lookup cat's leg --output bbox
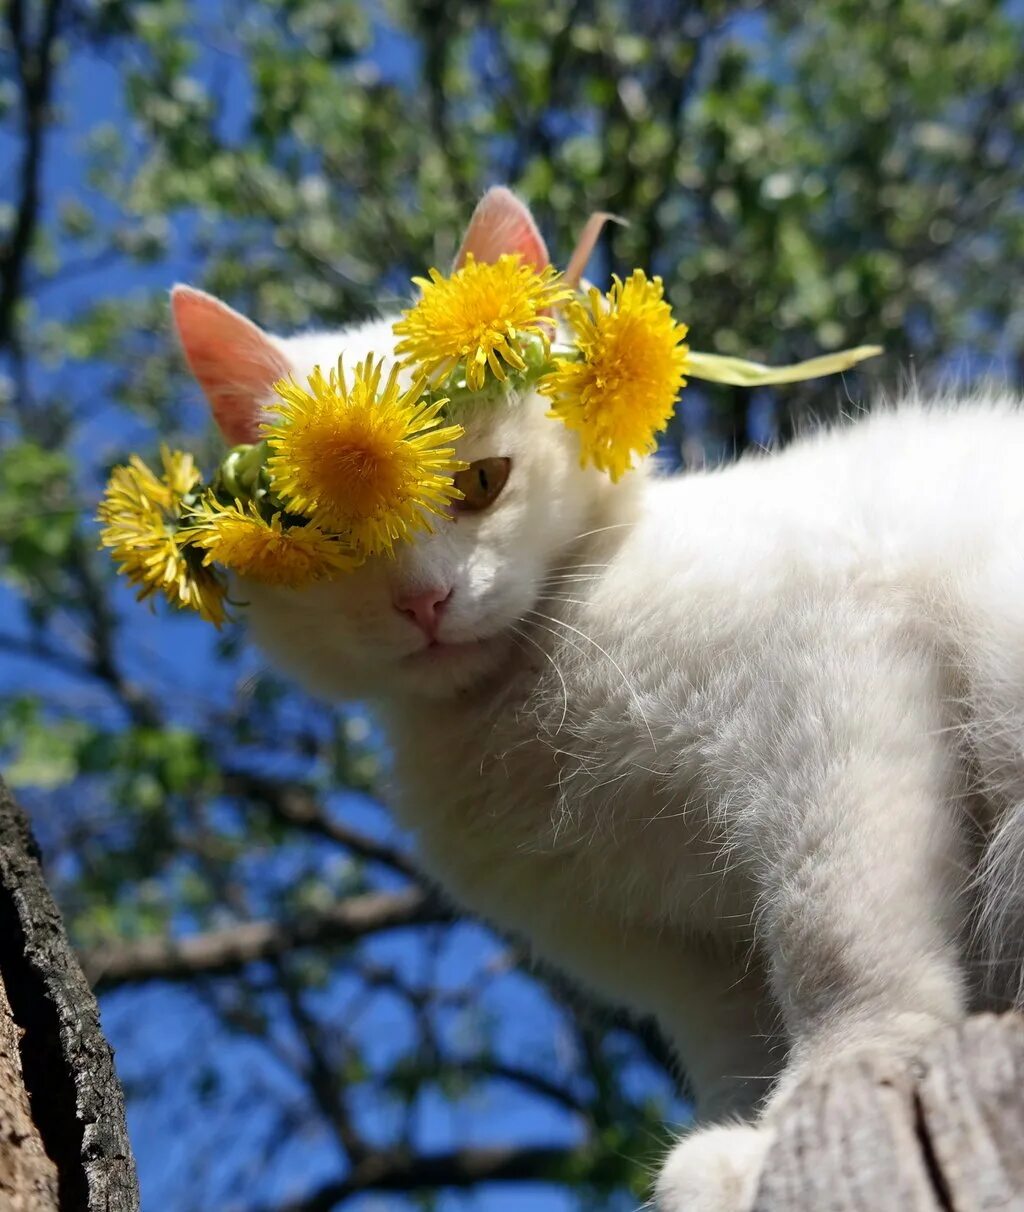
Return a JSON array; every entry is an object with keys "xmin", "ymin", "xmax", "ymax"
[
  {"xmin": 754, "ymin": 668, "xmax": 969, "ymax": 1103},
  {"xmin": 657, "ymin": 634, "xmax": 969, "ymax": 1212},
  {"xmin": 654, "ymin": 943, "xmax": 781, "ymax": 1124},
  {"xmin": 657, "ymin": 775, "xmax": 966, "ymax": 1210},
  {"xmin": 524, "ymin": 916, "xmax": 781, "ymax": 1202},
  {"xmin": 654, "ymin": 951, "xmax": 781, "ymax": 1212},
  {"xmin": 536, "ymin": 918, "xmax": 781, "ymax": 1119}
]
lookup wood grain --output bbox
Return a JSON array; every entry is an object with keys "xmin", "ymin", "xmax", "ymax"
[
  {"xmin": 0, "ymin": 978, "xmax": 59, "ymax": 1211},
  {"xmin": 755, "ymin": 1015, "xmax": 1024, "ymax": 1212}
]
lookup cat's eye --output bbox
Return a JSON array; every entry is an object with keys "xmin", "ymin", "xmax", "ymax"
[{"xmin": 452, "ymin": 457, "xmax": 511, "ymax": 513}]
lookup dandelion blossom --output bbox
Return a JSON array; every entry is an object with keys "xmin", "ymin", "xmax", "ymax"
[
  {"xmin": 98, "ymin": 448, "xmax": 227, "ymax": 625},
  {"xmin": 393, "ymin": 254, "xmax": 573, "ymax": 391},
  {"xmin": 186, "ymin": 498, "xmax": 361, "ymax": 587},
  {"xmin": 264, "ymin": 356, "xmax": 465, "ymax": 556},
  {"xmin": 540, "ymin": 270, "xmax": 689, "ymax": 481}
]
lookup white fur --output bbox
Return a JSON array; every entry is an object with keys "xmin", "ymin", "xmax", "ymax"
[
  {"xmin": 656, "ymin": 1124, "xmax": 771, "ymax": 1212},
  {"xmin": 226, "ymin": 318, "xmax": 1024, "ymax": 1211}
]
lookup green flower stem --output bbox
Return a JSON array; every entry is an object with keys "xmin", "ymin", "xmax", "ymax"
[{"xmin": 686, "ymin": 345, "xmax": 882, "ymax": 387}]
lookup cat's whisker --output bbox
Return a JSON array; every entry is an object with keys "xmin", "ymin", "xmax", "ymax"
[
  {"xmin": 538, "ymin": 571, "xmax": 605, "ymax": 584},
  {"xmin": 544, "ymin": 561, "xmax": 613, "ymax": 572},
  {"xmin": 536, "ymin": 582, "xmax": 601, "ymax": 598},
  {"xmin": 567, "ymin": 521, "xmax": 636, "ymax": 543},
  {"xmin": 523, "ymin": 608, "xmax": 658, "ymax": 751},
  {"xmin": 509, "ymin": 623, "xmax": 570, "ymax": 734},
  {"xmin": 539, "ymin": 574, "xmax": 602, "ymax": 584},
  {"xmin": 537, "ymin": 572, "xmax": 603, "ymax": 586},
  {"xmin": 536, "ymin": 596, "xmax": 590, "ymax": 608}
]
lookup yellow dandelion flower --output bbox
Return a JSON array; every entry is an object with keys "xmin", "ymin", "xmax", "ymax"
[
  {"xmin": 540, "ymin": 270, "xmax": 689, "ymax": 481},
  {"xmin": 264, "ymin": 356, "xmax": 466, "ymax": 556},
  {"xmin": 162, "ymin": 448, "xmax": 201, "ymax": 498},
  {"xmin": 393, "ymin": 254, "xmax": 573, "ymax": 391},
  {"xmin": 185, "ymin": 498, "xmax": 362, "ymax": 587},
  {"xmin": 98, "ymin": 448, "xmax": 228, "ymax": 626},
  {"xmin": 179, "ymin": 560, "xmax": 229, "ymax": 626},
  {"xmin": 100, "ymin": 447, "xmax": 198, "ymax": 516}
]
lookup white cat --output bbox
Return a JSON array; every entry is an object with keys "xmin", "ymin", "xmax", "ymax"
[{"xmin": 172, "ymin": 187, "xmax": 1024, "ymax": 1211}]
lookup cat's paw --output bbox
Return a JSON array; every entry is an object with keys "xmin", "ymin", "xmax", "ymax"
[{"xmin": 654, "ymin": 1123, "xmax": 771, "ymax": 1212}]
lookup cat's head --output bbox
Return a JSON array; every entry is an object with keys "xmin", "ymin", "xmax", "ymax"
[{"xmin": 172, "ymin": 189, "xmax": 639, "ymax": 701}]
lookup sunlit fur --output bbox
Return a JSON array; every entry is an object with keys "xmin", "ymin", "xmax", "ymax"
[{"xmin": 205, "ymin": 313, "xmax": 1024, "ymax": 1211}]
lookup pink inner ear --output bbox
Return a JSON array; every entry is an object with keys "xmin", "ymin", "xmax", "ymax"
[
  {"xmin": 171, "ymin": 286, "xmax": 290, "ymax": 446},
  {"xmin": 454, "ymin": 187, "xmax": 549, "ymax": 271}
]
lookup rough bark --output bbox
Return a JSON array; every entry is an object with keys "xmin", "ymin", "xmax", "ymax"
[
  {"xmin": 755, "ymin": 1014, "xmax": 1024, "ymax": 1211},
  {"xmin": 0, "ymin": 777, "xmax": 138, "ymax": 1211}
]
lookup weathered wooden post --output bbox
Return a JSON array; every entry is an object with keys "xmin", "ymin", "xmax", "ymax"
[
  {"xmin": 754, "ymin": 1015, "xmax": 1024, "ymax": 1211},
  {"xmin": 0, "ymin": 778, "xmax": 138, "ymax": 1210}
]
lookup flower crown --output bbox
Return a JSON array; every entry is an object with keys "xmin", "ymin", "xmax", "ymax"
[{"xmin": 99, "ymin": 250, "xmax": 880, "ymax": 626}]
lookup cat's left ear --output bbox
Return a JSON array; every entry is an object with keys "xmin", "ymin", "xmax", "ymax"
[
  {"xmin": 454, "ymin": 187, "xmax": 549, "ymax": 271},
  {"xmin": 171, "ymin": 285, "xmax": 290, "ymax": 446}
]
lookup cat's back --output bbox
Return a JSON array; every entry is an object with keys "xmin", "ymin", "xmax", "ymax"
[
  {"xmin": 525, "ymin": 393, "xmax": 1024, "ymax": 835},
  {"xmin": 626, "ymin": 395, "xmax": 1024, "ymax": 611}
]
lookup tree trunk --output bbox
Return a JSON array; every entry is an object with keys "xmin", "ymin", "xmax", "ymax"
[
  {"xmin": 755, "ymin": 1014, "xmax": 1024, "ymax": 1210},
  {"xmin": 0, "ymin": 778, "xmax": 138, "ymax": 1210}
]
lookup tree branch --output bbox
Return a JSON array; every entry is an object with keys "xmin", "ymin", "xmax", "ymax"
[
  {"xmin": 221, "ymin": 769, "xmax": 420, "ymax": 879},
  {"xmin": 0, "ymin": 0, "xmax": 64, "ymax": 350},
  {"xmin": 273, "ymin": 957, "xmax": 369, "ymax": 1164},
  {"xmin": 0, "ymin": 630, "xmax": 95, "ymax": 680},
  {"xmin": 66, "ymin": 533, "xmax": 162, "ymax": 728},
  {"xmin": 434, "ymin": 1059, "xmax": 587, "ymax": 1115},
  {"xmin": 259, "ymin": 1143, "xmax": 597, "ymax": 1212},
  {"xmin": 81, "ymin": 887, "xmax": 450, "ymax": 991}
]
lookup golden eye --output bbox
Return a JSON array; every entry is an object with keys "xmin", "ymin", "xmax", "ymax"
[{"xmin": 452, "ymin": 457, "xmax": 511, "ymax": 513}]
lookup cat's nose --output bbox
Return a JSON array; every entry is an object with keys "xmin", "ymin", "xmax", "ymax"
[{"xmin": 393, "ymin": 586, "xmax": 452, "ymax": 641}]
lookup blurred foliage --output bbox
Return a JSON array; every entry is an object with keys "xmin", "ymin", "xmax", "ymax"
[{"xmin": 0, "ymin": 0, "xmax": 1022, "ymax": 1208}]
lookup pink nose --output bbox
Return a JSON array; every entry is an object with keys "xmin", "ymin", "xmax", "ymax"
[{"xmin": 394, "ymin": 586, "xmax": 452, "ymax": 641}]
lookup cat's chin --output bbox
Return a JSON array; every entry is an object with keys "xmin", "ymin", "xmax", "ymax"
[{"xmin": 396, "ymin": 632, "xmax": 515, "ymax": 698}]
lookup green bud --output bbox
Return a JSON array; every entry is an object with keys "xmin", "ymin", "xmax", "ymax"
[{"xmin": 214, "ymin": 441, "xmax": 271, "ymax": 502}]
